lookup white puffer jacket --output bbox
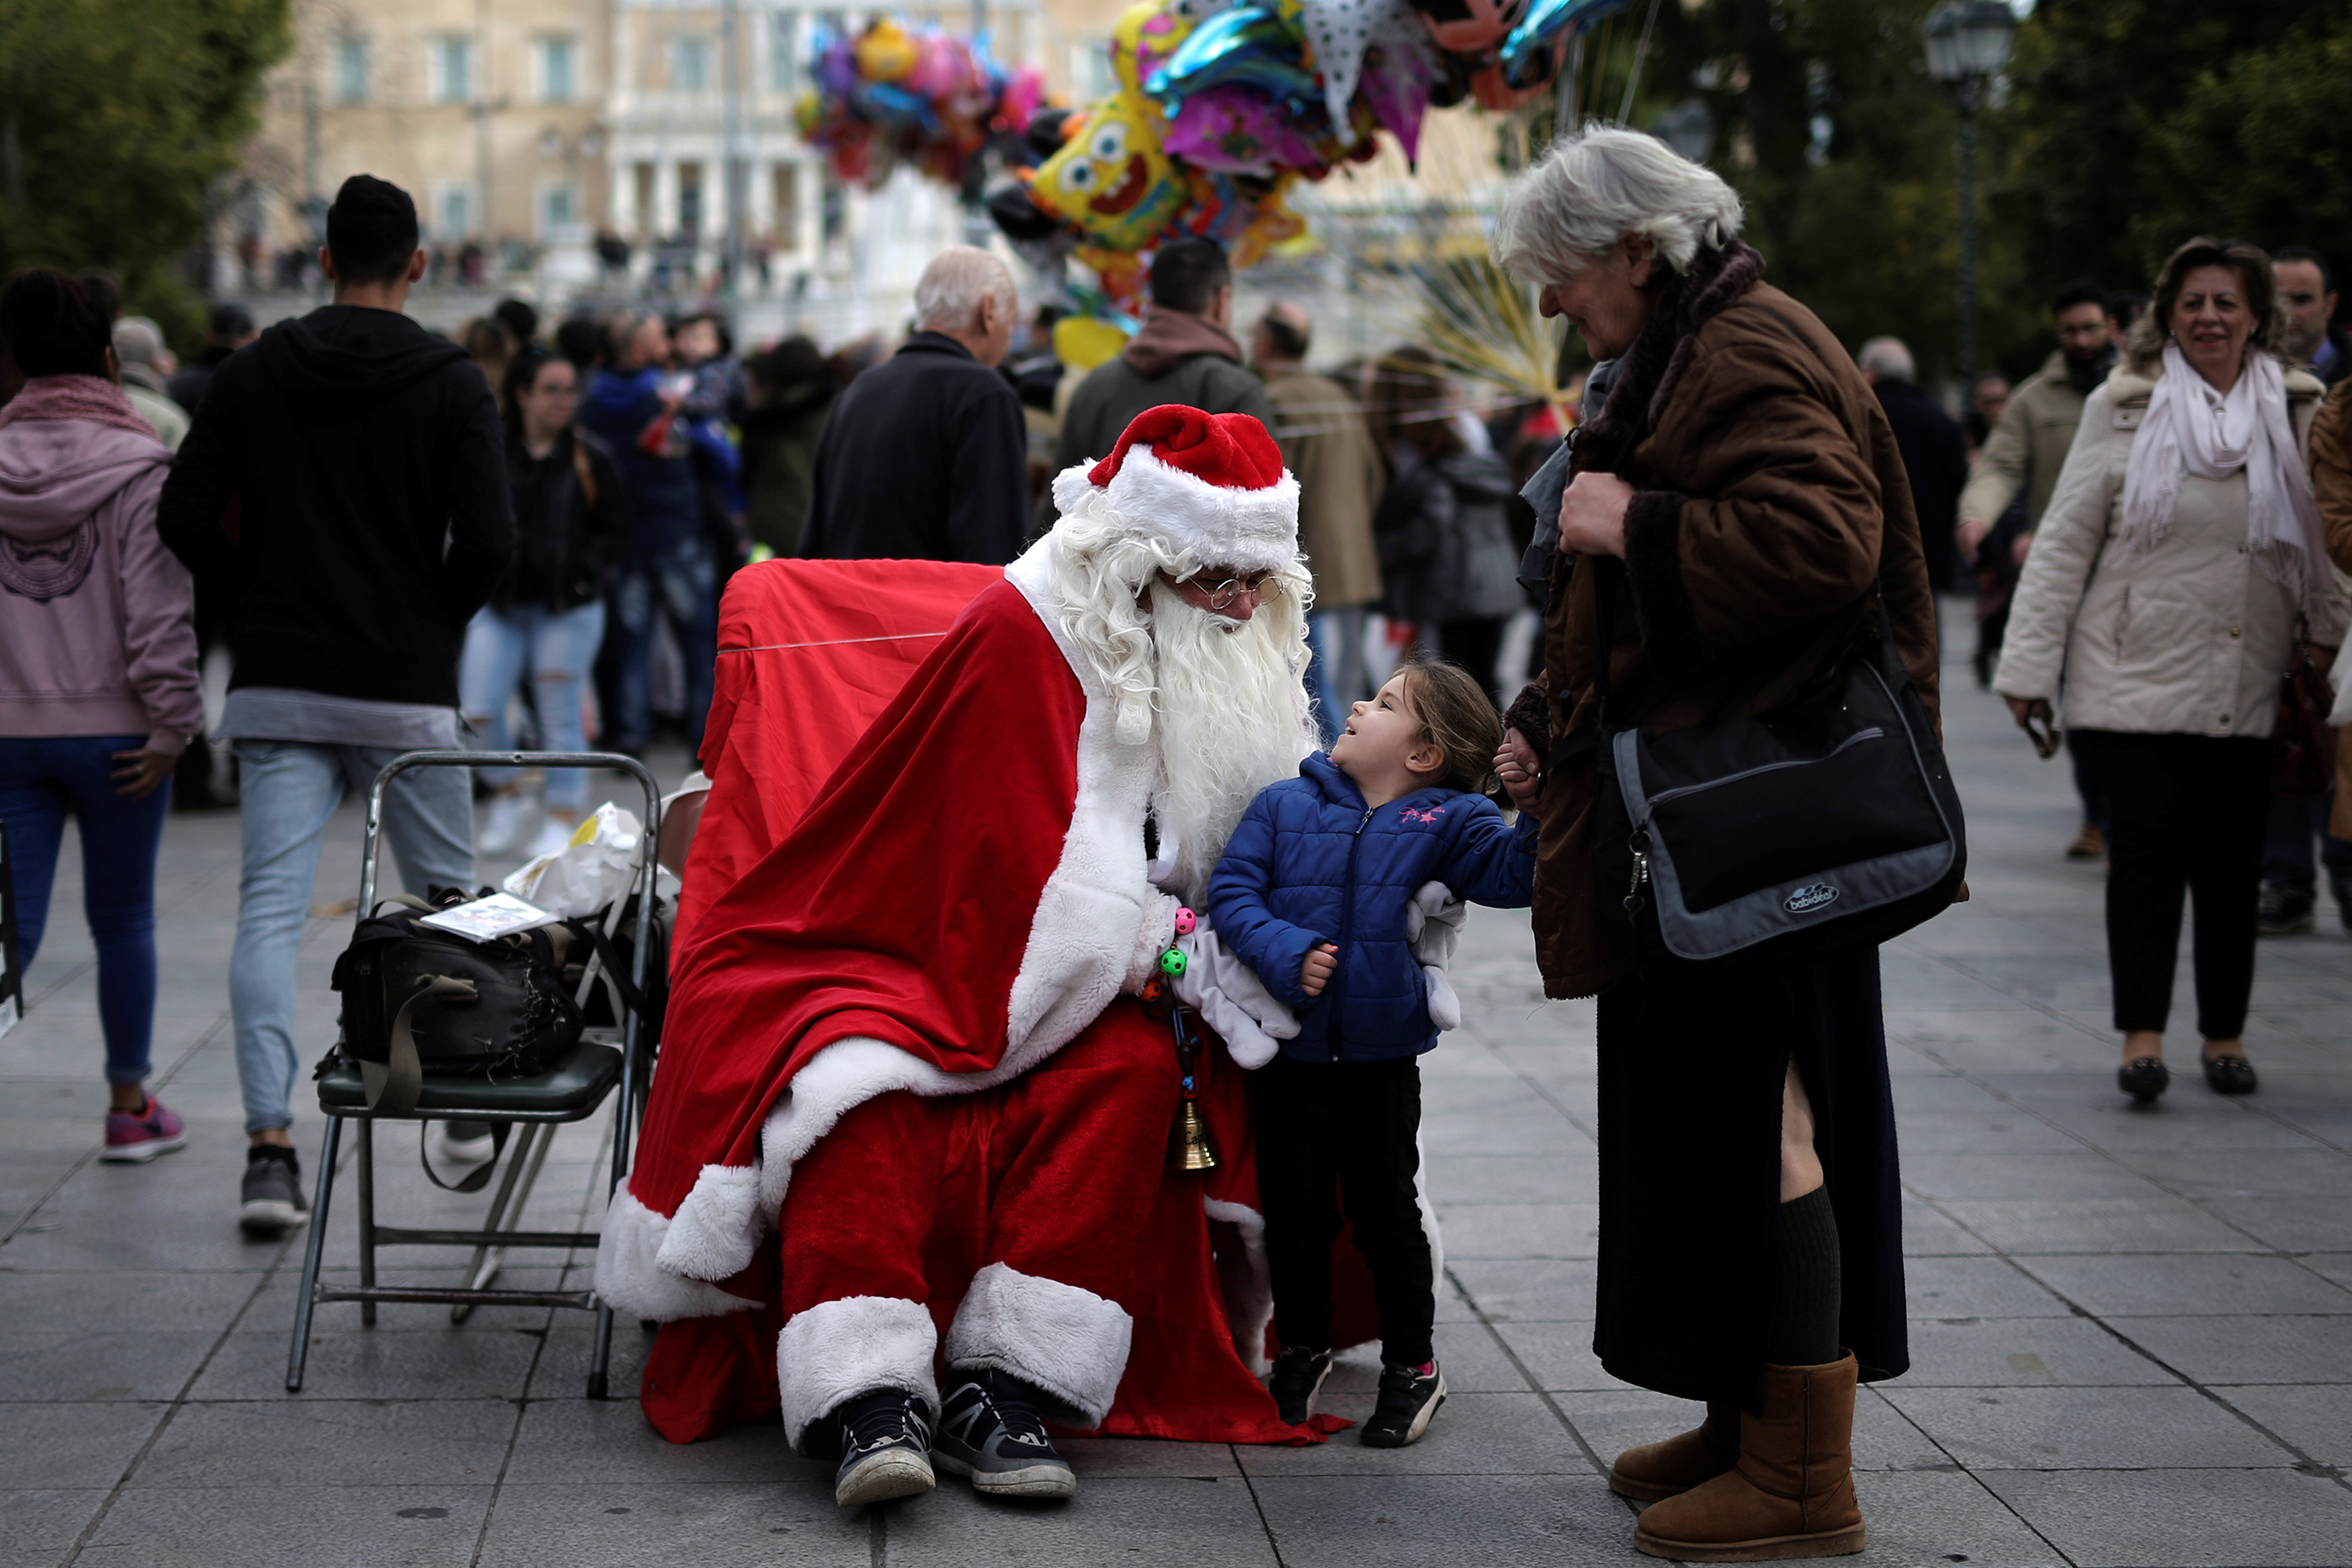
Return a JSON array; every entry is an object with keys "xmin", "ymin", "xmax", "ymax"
[{"xmin": 1993, "ymin": 360, "xmax": 2348, "ymax": 739}]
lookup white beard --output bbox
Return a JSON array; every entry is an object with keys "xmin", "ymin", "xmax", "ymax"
[{"xmin": 1144, "ymin": 580, "xmax": 1317, "ymax": 904}]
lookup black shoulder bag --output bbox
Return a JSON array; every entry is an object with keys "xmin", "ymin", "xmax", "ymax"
[
  {"xmin": 329, "ymin": 894, "xmax": 585, "ymax": 1119},
  {"xmin": 1585, "ymin": 558, "xmax": 1966, "ymax": 974}
]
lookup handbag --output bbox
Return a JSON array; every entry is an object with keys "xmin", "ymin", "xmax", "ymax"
[
  {"xmin": 1584, "ymin": 557, "xmax": 1968, "ymax": 974},
  {"xmin": 2270, "ymin": 619, "xmax": 2336, "ymax": 797},
  {"xmin": 329, "ymin": 891, "xmax": 585, "ymax": 1119}
]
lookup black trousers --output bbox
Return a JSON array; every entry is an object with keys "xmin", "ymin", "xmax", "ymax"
[
  {"xmin": 2072, "ymin": 730, "xmax": 2271, "ymax": 1039},
  {"xmin": 1253, "ymin": 1054, "xmax": 1435, "ymax": 1367}
]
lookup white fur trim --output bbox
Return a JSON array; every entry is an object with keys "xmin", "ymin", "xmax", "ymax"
[
  {"xmin": 655, "ymin": 1163, "xmax": 766, "ymax": 1281},
  {"xmin": 942, "ymin": 1262, "xmax": 1133, "ymax": 1428},
  {"xmin": 1052, "ymin": 447, "xmax": 1300, "ymax": 575},
  {"xmin": 593, "ymin": 1185, "xmax": 761, "ymax": 1320},
  {"xmin": 1204, "ymin": 1198, "xmax": 1273, "ymax": 1376},
  {"xmin": 778, "ymin": 1295, "xmax": 941, "ymax": 1451},
  {"xmin": 1001, "ymin": 549, "xmax": 1167, "ymax": 1062}
]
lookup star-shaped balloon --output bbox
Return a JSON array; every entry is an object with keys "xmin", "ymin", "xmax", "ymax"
[{"xmin": 1302, "ymin": 0, "xmax": 1434, "ymax": 128}]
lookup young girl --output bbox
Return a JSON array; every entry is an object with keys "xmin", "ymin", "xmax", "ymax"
[{"xmin": 1207, "ymin": 658, "xmax": 1538, "ymax": 1446}]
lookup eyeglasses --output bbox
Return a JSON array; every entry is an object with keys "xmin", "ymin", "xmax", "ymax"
[{"xmin": 1191, "ymin": 572, "xmax": 1282, "ymax": 609}]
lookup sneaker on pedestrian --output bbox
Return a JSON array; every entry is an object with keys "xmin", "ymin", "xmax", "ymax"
[
  {"xmin": 101, "ymin": 1094, "xmax": 187, "ymax": 1163},
  {"xmin": 1359, "ymin": 1359, "xmax": 1446, "ymax": 1448},
  {"xmin": 2064, "ymin": 823, "xmax": 2105, "ymax": 861},
  {"xmin": 239, "ymin": 1145, "xmax": 310, "ymax": 1235},
  {"xmin": 478, "ymin": 791, "xmax": 530, "ymax": 856},
  {"xmin": 833, "ymin": 1389, "xmax": 936, "ymax": 1508},
  {"xmin": 1267, "ymin": 1344, "xmax": 1334, "ymax": 1426},
  {"xmin": 2257, "ymin": 881, "xmax": 2315, "ymax": 937},
  {"xmin": 523, "ymin": 813, "xmax": 581, "ymax": 861},
  {"xmin": 933, "ymin": 1372, "xmax": 1077, "ymax": 1499},
  {"xmin": 426, "ymin": 1119, "xmax": 499, "ymax": 1175}
]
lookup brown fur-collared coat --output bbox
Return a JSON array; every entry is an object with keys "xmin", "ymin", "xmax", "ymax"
[{"xmin": 1527, "ymin": 246, "xmax": 1943, "ymax": 1001}]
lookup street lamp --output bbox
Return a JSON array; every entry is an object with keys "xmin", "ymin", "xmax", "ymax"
[{"xmin": 1923, "ymin": 0, "xmax": 2015, "ymax": 392}]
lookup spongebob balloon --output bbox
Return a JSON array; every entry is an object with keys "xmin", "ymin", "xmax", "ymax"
[{"xmin": 1028, "ymin": 97, "xmax": 1187, "ymax": 252}]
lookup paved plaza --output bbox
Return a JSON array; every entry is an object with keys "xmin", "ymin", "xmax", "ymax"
[{"xmin": 5, "ymin": 650, "xmax": 2352, "ymax": 1567}]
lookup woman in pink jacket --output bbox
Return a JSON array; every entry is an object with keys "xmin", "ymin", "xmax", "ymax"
[{"xmin": 0, "ymin": 270, "xmax": 202, "ymax": 1160}]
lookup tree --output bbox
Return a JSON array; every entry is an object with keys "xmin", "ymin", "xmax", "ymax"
[
  {"xmin": 2130, "ymin": 14, "xmax": 2352, "ymax": 273},
  {"xmin": 1990, "ymin": 0, "xmax": 2315, "ymax": 299},
  {"xmin": 0, "ymin": 0, "xmax": 289, "ymax": 344}
]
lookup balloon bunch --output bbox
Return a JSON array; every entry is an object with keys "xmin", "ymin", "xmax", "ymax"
[
  {"xmin": 795, "ymin": 19, "xmax": 1046, "ymax": 189},
  {"xmin": 990, "ymin": 0, "xmax": 1634, "ymax": 309}
]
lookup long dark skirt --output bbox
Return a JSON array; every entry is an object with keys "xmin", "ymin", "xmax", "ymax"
[{"xmin": 1592, "ymin": 944, "xmax": 1907, "ymax": 1411}]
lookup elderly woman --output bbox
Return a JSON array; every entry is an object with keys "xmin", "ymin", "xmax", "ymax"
[
  {"xmin": 1489, "ymin": 128, "xmax": 1936, "ymax": 1561},
  {"xmin": 1997, "ymin": 239, "xmax": 2346, "ymax": 1104}
]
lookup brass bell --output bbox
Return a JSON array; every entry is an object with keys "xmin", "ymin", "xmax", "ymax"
[{"xmin": 1169, "ymin": 1097, "xmax": 1220, "ymax": 1172}]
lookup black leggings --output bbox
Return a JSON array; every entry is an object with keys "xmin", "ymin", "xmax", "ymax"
[
  {"xmin": 1253, "ymin": 1055, "xmax": 1434, "ymax": 1367},
  {"xmin": 2071, "ymin": 730, "xmax": 2271, "ymax": 1039}
]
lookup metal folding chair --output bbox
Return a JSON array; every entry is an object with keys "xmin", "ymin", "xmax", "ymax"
[{"xmin": 285, "ymin": 750, "xmax": 661, "ymax": 1399}]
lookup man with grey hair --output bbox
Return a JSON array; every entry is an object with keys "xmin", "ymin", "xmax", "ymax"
[
  {"xmin": 1857, "ymin": 336, "xmax": 1966, "ymax": 591},
  {"xmin": 111, "ymin": 318, "xmax": 191, "ymax": 451},
  {"xmin": 800, "ymin": 245, "xmax": 1029, "ymax": 562}
]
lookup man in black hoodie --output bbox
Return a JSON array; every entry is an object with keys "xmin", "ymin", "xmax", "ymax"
[{"xmin": 159, "ymin": 175, "xmax": 513, "ymax": 1233}]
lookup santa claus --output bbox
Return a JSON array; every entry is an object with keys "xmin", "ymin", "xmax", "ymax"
[{"xmin": 596, "ymin": 404, "xmax": 1332, "ymax": 1508}]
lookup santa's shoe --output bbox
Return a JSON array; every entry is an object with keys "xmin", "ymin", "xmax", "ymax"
[
  {"xmin": 832, "ymin": 1389, "xmax": 935, "ymax": 1508},
  {"xmin": 1633, "ymin": 1354, "xmax": 1865, "ymax": 1561},
  {"xmin": 1610, "ymin": 1401, "xmax": 1739, "ymax": 1501},
  {"xmin": 934, "ymin": 1372, "xmax": 1077, "ymax": 1499}
]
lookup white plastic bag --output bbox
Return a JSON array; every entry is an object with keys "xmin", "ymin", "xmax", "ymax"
[{"xmin": 501, "ymin": 803, "xmax": 648, "ymax": 919}]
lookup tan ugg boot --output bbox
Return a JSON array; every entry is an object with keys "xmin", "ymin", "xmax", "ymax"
[
  {"xmin": 1632, "ymin": 1353, "xmax": 1865, "ymax": 1562},
  {"xmin": 1609, "ymin": 1402, "xmax": 1739, "ymax": 1501}
]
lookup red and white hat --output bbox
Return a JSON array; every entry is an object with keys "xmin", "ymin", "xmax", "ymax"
[{"xmin": 1051, "ymin": 404, "xmax": 1300, "ymax": 574}]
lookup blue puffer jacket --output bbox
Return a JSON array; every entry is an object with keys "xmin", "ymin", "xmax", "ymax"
[
  {"xmin": 1208, "ymin": 754, "xmax": 1538, "ymax": 1063},
  {"xmin": 578, "ymin": 367, "xmax": 703, "ymax": 560}
]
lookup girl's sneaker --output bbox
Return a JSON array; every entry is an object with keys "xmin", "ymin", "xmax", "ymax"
[
  {"xmin": 1267, "ymin": 1344, "xmax": 1334, "ymax": 1425},
  {"xmin": 1360, "ymin": 1359, "xmax": 1446, "ymax": 1448},
  {"xmin": 102, "ymin": 1096, "xmax": 187, "ymax": 1163}
]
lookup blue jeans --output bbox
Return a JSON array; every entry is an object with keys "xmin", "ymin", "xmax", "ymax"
[
  {"xmin": 608, "ymin": 539, "xmax": 716, "ymax": 752},
  {"xmin": 230, "ymin": 740, "xmax": 474, "ymax": 1135},
  {"xmin": 0, "ymin": 735, "xmax": 171, "ymax": 1084},
  {"xmin": 2259, "ymin": 790, "xmax": 2352, "ymax": 898},
  {"xmin": 461, "ymin": 601, "xmax": 607, "ymax": 810}
]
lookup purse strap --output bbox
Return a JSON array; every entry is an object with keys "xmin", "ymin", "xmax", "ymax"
[{"xmin": 359, "ymin": 973, "xmax": 478, "ymax": 1117}]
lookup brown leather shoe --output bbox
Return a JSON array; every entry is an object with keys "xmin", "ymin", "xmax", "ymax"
[
  {"xmin": 1633, "ymin": 1354, "xmax": 1865, "ymax": 1562},
  {"xmin": 1610, "ymin": 1402, "xmax": 1738, "ymax": 1501},
  {"xmin": 2065, "ymin": 824, "xmax": 2105, "ymax": 861}
]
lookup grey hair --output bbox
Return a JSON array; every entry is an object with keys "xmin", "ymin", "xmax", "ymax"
[
  {"xmin": 112, "ymin": 316, "xmax": 167, "ymax": 369},
  {"xmin": 1857, "ymin": 337, "xmax": 1915, "ymax": 383},
  {"xmin": 1492, "ymin": 124, "xmax": 1745, "ymax": 282},
  {"xmin": 914, "ymin": 245, "xmax": 1016, "ymax": 333}
]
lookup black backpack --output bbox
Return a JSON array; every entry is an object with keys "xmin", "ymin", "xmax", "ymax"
[{"xmin": 329, "ymin": 891, "xmax": 584, "ymax": 1117}]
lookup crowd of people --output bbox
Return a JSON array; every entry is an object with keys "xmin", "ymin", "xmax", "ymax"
[{"xmin": 3, "ymin": 132, "xmax": 2352, "ymax": 1562}]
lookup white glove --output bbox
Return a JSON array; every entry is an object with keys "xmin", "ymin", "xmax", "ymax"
[
  {"xmin": 1171, "ymin": 922, "xmax": 1298, "ymax": 1070},
  {"xmin": 1406, "ymin": 880, "xmax": 1466, "ymax": 1032}
]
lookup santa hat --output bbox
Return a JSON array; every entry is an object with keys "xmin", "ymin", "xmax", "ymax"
[{"xmin": 1051, "ymin": 404, "xmax": 1300, "ymax": 574}]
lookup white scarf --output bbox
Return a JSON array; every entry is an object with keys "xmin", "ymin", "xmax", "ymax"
[{"xmin": 2118, "ymin": 341, "xmax": 2327, "ymax": 615}]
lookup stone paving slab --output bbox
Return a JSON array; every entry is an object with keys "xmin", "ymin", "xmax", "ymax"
[{"xmin": 4, "ymin": 652, "xmax": 2351, "ymax": 1565}]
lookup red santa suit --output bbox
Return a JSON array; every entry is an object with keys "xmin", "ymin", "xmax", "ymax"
[{"xmin": 597, "ymin": 408, "xmax": 1349, "ymax": 1450}]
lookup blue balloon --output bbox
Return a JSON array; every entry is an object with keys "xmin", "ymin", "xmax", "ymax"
[
  {"xmin": 1144, "ymin": 6, "xmax": 1320, "ymax": 116},
  {"xmin": 1500, "ymin": 0, "xmax": 1635, "ymax": 73}
]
